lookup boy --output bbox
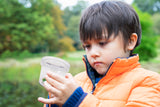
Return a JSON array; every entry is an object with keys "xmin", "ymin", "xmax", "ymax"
[{"xmin": 38, "ymin": 1, "xmax": 160, "ymax": 107}]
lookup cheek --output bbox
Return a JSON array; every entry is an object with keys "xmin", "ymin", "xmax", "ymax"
[
  {"xmin": 87, "ymin": 56, "xmax": 93, "ymax": 65},
  {"xmin": 102, "ymin": 47, "xmax": 120, "ymax": 62},
  {"xmin": 102, "ymin": 54, "xmax": 114, "ymax": 65},
  {"xmin": 85, "ymin": 52, "xmax": 92, "ymax": 62},
  {"xmin": 107, "ymin": 42, "xmax": 125, "ymax": 54}
]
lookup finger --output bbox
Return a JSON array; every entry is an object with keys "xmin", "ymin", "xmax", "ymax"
[
  {"xmin": 47, "ymin": 72, "xmax": 66, "ymax": 83},
  {"xmin": 38, "ymin": 97, "xmax": 56, "ymax": 104},
  {"xmin": 65, "ymin": 73, "xmax": 73, "ymax": 79},
  {"xmin": 43, "ymin": 81, "xmax": 61, "ymax": 96},
  {"xmin": 49, "ymin": 93, "xmax": 54, "ymax": 98},
  {"xmin": 45, "ymin": 75, "xmax": 64, "ymax": 90}
]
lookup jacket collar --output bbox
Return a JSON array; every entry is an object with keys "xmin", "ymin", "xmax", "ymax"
[{"xmin": 82, "ymin": 54, "xmax": 141, "ymax": 86}]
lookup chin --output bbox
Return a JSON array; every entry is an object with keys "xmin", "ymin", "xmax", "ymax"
[{"xmin": 96, "ymin": 70, "xmax": 106, "ymax": 75}]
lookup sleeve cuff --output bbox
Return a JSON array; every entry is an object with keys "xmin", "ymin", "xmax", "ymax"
[{"xmin": 63, "ymin": 86, "xmax": 87, "ymax": 107}]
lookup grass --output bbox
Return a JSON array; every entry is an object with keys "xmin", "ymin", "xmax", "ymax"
[{"xmin": 0, "ymin": 64, "xmax": 41, "ymax": 82}]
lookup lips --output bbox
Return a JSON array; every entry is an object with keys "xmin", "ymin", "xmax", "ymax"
[{"xmin": 93, "ymin": 61, "xmax": 103, "ymax": 66}]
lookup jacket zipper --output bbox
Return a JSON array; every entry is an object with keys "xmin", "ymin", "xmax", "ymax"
[
  {"xmin": 91, "ymin": 62, "xmax": 114, "ymax": 94},
  {"xmin": 82, "ymin": 55, "xmax": 115, "ymax": 94}
]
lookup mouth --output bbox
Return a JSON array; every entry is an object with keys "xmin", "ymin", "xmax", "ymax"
[{"xmin": 93, "ymin": 61, "xmax": 103, "ymax": 66}]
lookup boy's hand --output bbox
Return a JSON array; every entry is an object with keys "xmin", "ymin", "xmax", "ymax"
[{"xmin": 38, "ymin": 72, "xmax": 79, "ymax": 106}]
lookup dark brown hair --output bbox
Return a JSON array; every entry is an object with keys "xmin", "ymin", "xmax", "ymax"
[{"xmin": 79, "ymin": 1, "xmax": 141, "ymax": 50}]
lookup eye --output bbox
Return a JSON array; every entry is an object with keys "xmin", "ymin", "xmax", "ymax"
[
  {"xmin": 99, "ymin": 41, "xmax": 107, "ymax": 46},
  {"xmin": 83, "ymin": 44, "xmax": 91, "ymax": 50}
]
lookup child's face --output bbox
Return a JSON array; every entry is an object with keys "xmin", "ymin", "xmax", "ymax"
[{"xmin": 82, "ymin": 33, "xmax": 130, "ymax": 75}]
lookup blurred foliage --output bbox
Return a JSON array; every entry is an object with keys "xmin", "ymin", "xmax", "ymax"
[
  {"xmin": 0, "ymin": 0, "xmax": 65, "ymax": 55},
  {"xmin": 58, "ymin": 36, "xmax": 76, "ymax": 52},
  {"xmin": 133, "ymin": 0, "xmax": 160, "ymax": 14},
  {"xmin": 51, "ymin": 5, "xmax": 66, "ymax": 36},
  {"xmin": 134, "ymin": 36, "xmax": 158, "ymax": 61},
  {"xmin": 152, "ymin": 13, "xmax": 160, "ymax": 35},
  {"xmin": 0, "ymin": 50, "xmax": 31, "ymax": 59},
  {"xmin": 65, "ymin": 16, "xmax": 80, "ymax": 44},
  {"xmin": 0, "ymin": 81, "xmax": 47, "ymax": 106},
  {"xmin": 133, "ymin": 6, "xmax": 158, "ymax": 61},
  {"xmin": 157, "ymin": 37, "xmax": 160, "ymax": 48},
  {"xmin": 63, "ymin": 1, "xmax": 88, "ymax": 50}
]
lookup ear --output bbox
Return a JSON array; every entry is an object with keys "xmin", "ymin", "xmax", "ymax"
[{"xmin": 127, "ymin": 33, "xmax": 138, "ymax": 51}]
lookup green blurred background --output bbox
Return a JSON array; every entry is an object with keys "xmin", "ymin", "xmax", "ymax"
[{"xmin": 0, "ymin": 0, "xmax": 160, "ymax": 106}]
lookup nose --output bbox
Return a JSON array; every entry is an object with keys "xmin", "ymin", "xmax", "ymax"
[{"xmin": 89, "ymin": 45, "xmax": 100, "ymax": 58}]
